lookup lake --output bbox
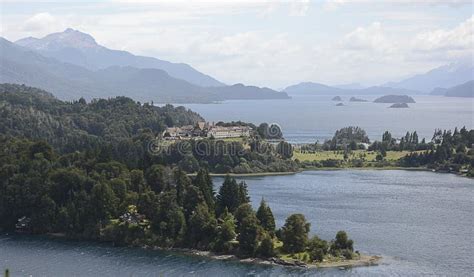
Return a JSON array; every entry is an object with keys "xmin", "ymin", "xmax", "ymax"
[
  {"xmin": 1, "ymin": 170, "xmax": 473, "ymax": 276},
  {"xmin": 177, "ymin": 94, "xmax": 474, "ymax": 143}
]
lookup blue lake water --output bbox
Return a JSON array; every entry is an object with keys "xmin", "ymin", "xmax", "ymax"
[
  {"xmin": 176, "ymin": 94, "xmax": 474, "ymax": 143},
  {"xmin": 1, "ymin": 170, "xmax": 473, "ymax": 276}
]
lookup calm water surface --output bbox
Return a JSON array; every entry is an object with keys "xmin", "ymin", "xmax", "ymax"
[
  {"xmin": 1, "ymin": 170, "xmax": 473, "ymax": 276},
  {"xmin": 177, "ymin": 95, "xmax": 474, "ymax": 143}
]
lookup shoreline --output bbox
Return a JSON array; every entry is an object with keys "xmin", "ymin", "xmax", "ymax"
[
  {"xmin": 207, "ymin": 171, "xmax": 301, "ymax": 177},
  {"xmin": 33, "ymin": 233, "xmax": 381, "ymax": 271},
  {"xmin": 166, "ymin": 247, "xmax": 381, "ymax": 270},
  {"xmin": 195, "ymin": 166, "xmax": 471, "ymax": 179}
]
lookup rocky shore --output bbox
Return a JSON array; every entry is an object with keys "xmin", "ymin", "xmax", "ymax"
[{"xmin": 175, "ymin": 248, "xmax": 381, "ymax": 270}]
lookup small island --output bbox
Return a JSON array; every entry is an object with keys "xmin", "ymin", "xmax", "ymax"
[
  {"xmin": 389, "ymin": 103, "xmax": 409, "ymax": 108},
  {"xmin": 336, "ymin": 103, "xmax": 344, "ymax": 106},
  {"xmin": 349, "ymin": 97, "xmax": 368, "ymax": 102},
  {"xmin": 373, "ymin": 95, "xmax": 415, "ymax": 103},
  {"xmin": 332, "ymin": 96, "xmax": 342, "ymax": 101}
]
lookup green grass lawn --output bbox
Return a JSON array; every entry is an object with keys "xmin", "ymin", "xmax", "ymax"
[
  {"xmin": 293, "ymin": 150, "xmax": 417, "ymax": 162},
  {"xmin": 218, "ymin": 137, "xmax": 246, "ymax": 143}
]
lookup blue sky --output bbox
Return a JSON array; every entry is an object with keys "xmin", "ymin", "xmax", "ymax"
[{"xmin": 1, "ymin": 0, "xmax": 472, "ymax": 89}]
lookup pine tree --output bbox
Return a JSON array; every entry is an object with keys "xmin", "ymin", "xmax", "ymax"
[
  {"xmin": 188, "ymin": 203, "xmax": 217, "ymax": 247},
  {"xmin": 216, "ymin": 176, "xmax": 249, "ymax": 215},
  {"xmin": 174, "ymin": 169, "xmax": 191, "ymax": 207},
  {"xmin": 183, "ymin": 185, "xmax": 205, "ymax": 220},
  {"xmin": 212, "ymin": 208, "xmax": 237, "ymax": 253},
  {"xmin": 194, "ymin": 168, "xmax": 215, "ymax": 211},
  {"xmin": 238, "ymin": 181, "xmax": 250, "ymax": 204},
  {"xmin": 281, "ymin": 214, "xmax": 310, "ymax": 253},
  {"xmin": 238, "ymin": 212, "xmax": 261, "ymax": 256},
  {"xmin": 256, "ymin": 198, "xmax": 275, "ymax": 235},
  {"xmin": 412, "ymin": 131, "xmax": 419, "ymax": 144}
]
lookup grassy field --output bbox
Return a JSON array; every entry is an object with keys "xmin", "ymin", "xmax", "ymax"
[{"xmin": 293, "ymin": 150, "xmax": 417, "ymax": 162}]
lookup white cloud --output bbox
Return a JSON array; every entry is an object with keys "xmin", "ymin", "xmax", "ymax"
[
  {"xmin": 22, "ymin": 12, "xmax": 58, "ymax": 33},
  {"xmin": 342, "ymin": 22, "xmax": 394, "ymax": 53},
  {"xmin": 290, "ymin": 0, "xmax": 311, "ymax": 16},
  {"xmin": 1, "ymin": 1, "xmax": 472, "ymax": 88},
  {"xmin": 412, "ymin": 16, "xmax": 473, "ymax": 52},
  {"xmin": 325, "ymin": 0, "xmax": 471, "ymax": 10}
]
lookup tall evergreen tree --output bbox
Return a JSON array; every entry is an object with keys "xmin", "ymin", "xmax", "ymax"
[
  {"xmin": 145, "ymin": 164, "xmax": 168, "ymax": 193},
  {"xmin": 183, "ymin": 185, "xmax": 205, "ymax": 220},
  {"xmin": 188, "ymin": 203, "xmax": 217, "ymax": 248},
  {"xmin": 194, "ymin": 168, "xmax": 215, "ymax": 211},
  {"xmin": 281, "ymin": 214, "xmax": 310, "ymax": 253},
  {"xmin": 238, "ymin": 212, "xmax": 261, "ymax": 256},
  {"xmin": 174, "ymin": 169, "xmax": 191, "ymax": 207},
  {"xmin": 212, "ymin": 208, "xmax": 237, "ymax": 253},
  {"xmin": 216, "ymin": 176, "xmax": 249, "ymax": 215},
  {"xmin": 256, "ymin": 198, "xmax": 276, "ymax": 235}
]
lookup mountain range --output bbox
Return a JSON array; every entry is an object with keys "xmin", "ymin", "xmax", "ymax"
[
  {"xmin": 15, "ymin": 28, "xmax": 223, "ymax": 87},
  {"xmin": 2, "ymin": 28, "xmax": 472, "ymax": 101},
  {"xmin": 283, "ymin": 82, "xmax": 421, "ymax": 96},
  {"xmin": 1, "ymin": 29, "xmax": 289, "ymax": 103},
  {"xmin": 284, "ymin": 62, "xmax": 473, "ymax": 97},
  {"xmin": 430, "ymin": 80, "xmax": 474, "ymax": 98},
  {"xmin": 384, "ymin": 62, "xmax": 474, "ymax": 93}
]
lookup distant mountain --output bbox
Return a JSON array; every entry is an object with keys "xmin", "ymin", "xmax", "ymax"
[
  {"xmin": 430, "ymin": 87, "xmax": 448, "ymax": 96},
  {"xmin": 284, "ymin": 82, "xmax": 341, "ymax": 94},
  {"xmin": 1, "ymin": 37, "xmax": 287, "ymax": 103},
  {"xmin": 385, "ymin": 63, "xmax": 474, "ymax": 93},
  {"xmin": 0, "ymin": 37, "xmax": 218, "ymax": 103},
  {"xmin": 373, "ymin": 95, "xmax": 415, "ymax": 103},
  {"xmin": 207, "ymin": 83, "xmax": 289, "ymax": 100},
  {"xmin": 443, "ymin": 80, "xmax": 474, "ymax": 98},
  {"xmin": 283, "ymin": 82, "xmax": 420, "ymax": 95},
  {"xmin": 335, "ymin": 83, "xmax": 366, "ymax": 90},
  {"xmin": 15, "ymin": 28, "xmax": 225, "ymax": 87}
]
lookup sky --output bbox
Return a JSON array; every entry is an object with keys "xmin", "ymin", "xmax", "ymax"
[{"xmin": 0, "ymin": 0, "xmax": 472, "ymax": 89}]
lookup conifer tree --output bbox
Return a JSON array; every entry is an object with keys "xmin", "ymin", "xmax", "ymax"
[
  {"xmin": 194, "ymin": 168, "xmax": 215, "ymax": 211},
  {"xmin": 256, "ymin": 198, "xmax": 276, "ymax": 235}
]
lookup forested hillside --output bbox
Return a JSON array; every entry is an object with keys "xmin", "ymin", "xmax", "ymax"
[
  {"xmin": 0, "ymin": 135, "xmax": 353, "ymax": 265},
  {"xmin": 0, "ymin": 84, "xmax": 297, "ymax": 173},
  {"xmin": 0, "ymin": 83, "xmax": 202, "ymax": 153}
]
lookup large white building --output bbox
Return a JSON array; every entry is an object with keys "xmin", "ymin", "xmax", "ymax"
[
  {"xmin": 206, "ymin": 126, "xmax": 251, "ymax": 139},
  {"xmin": 162, "ymin": 122, "xmax": 251, "ymax": 140}
]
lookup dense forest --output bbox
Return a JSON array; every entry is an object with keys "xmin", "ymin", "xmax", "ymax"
[
  {"xmin": 0, "ymin": 84, "xmax": 298, "ymax": 174},
  {"xmin": 0, "ymin": 83, "xmax": 202, "ymax": 152},
  {"xmin": 400, "ymin": 128, "xmax": 474, "ymax": 174},
  {"xmin": 0, "ymin": 136, "xmax": 353, "ymax": 263}
]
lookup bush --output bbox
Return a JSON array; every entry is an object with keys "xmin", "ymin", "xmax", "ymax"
[
  {"xmin": 307, "ymin": 235, "xmax": 328, "ymax": 262},
  {"xmin": 257, "ymin": 234, "xmax": 275, "ymax": 258},
  {"xmin": 341, "ymin": 249, "xmax": 353, "ymax": 259},
  {"xmin": 310, "ymin": 248, "xmax": 325, "ymax": 262},
  {"xmin": 330, "ymin": 231, "xmax": 354, "ymax": 258},
  {"xmin": 281, "ymin": 214, "xmax": 310, "ymax": 253}
]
